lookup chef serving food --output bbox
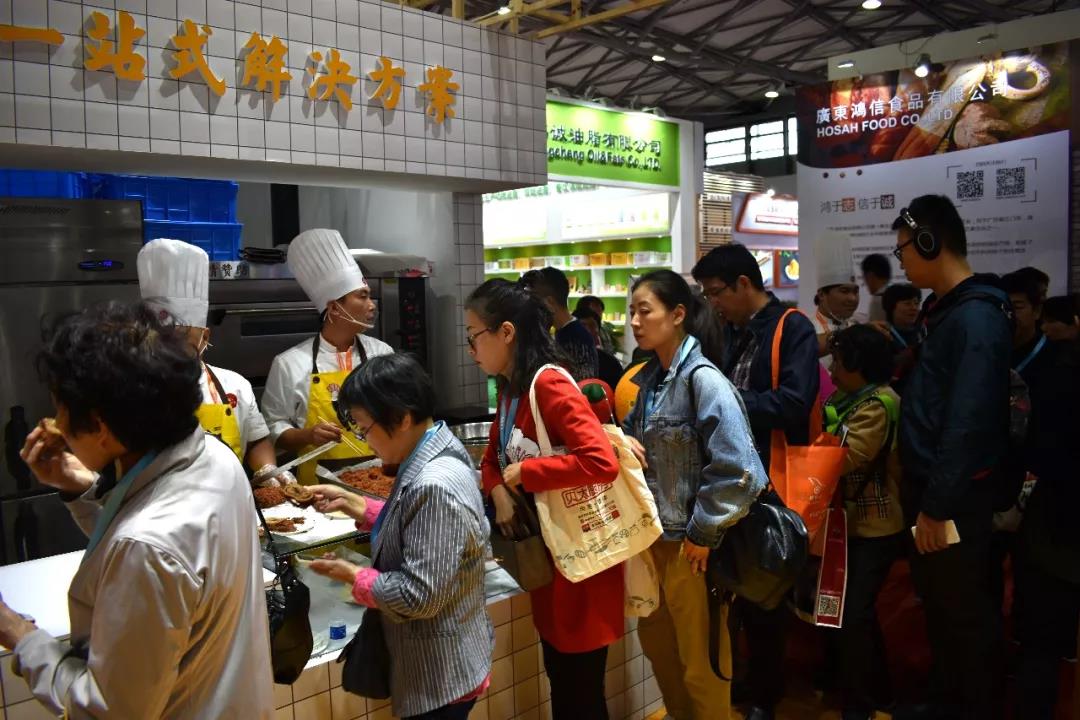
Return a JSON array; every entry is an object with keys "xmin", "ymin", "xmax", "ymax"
[
  {"xmin": 262, "ymin": 229, "xmax": 393, "ymax": 484},
  {"xmin": 138, "ymin": 239, "xmax": 293, "ymax": 485}
]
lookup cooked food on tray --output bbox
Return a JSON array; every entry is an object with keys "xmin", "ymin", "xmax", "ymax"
[
  {"xmin": 337, "ymin": 466, "xmax": 394, "ymax": 498},
  {"xmin": 253, "ymin": 486, "xmax": 287, "ymax": 509},
  {"xmin": 265, "ymin": 516, "xmax": 306, "ymax": 533}
]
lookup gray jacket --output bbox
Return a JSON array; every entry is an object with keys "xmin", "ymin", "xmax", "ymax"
[
  {"xmin": 370, "ymin": 422, "xmax": 494, "ymax": 717},
  {"xmin": 624, "ymin": 338, "xmax": 766, "ymax": 548},
  {"xmin": 14, "ymin": 429, "xmax": 273, "ymax": 719}
]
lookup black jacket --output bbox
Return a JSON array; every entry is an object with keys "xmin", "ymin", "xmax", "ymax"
[
  {"xmin": 721, "ymin": 294, "xmax": 820, "ymax": 470},
  {"xmin": 899, "ymin": 275, "xmax": 1013, "ymax": 521}
]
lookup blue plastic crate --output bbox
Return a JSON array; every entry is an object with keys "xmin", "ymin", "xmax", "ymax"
[
  {"xmin": 90, "ymin": 175, "xmax": 238, "ymax": 223},
  {"xmin": 0, "ymin": 170, "xmax": 87, "ymax": 198},
  {"xmin": 143, "ymin": 220, "xmax": 243, "ymax": 262}
]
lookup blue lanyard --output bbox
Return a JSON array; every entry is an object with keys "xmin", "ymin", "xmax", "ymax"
[
  {"xmin": 1015, "ymin": 335, "xmax": 1047, "ymax": 374},
  {"xmin": 889, "ymin": 325, "xmax": 908, "ymax": 349},
  {"xmin": 371, "ymin": 424, "xmax": 441, "ymax": 544},
  {"xmin": 498, "ymin": 395, "xmax": 520, "ymax": 466},
  {"xmin": 82, "ymin": 451, "xmax": 158, "ymax": 563}
]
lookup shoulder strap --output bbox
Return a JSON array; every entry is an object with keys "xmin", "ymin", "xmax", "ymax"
[
  {"xmin": 528, "ymin": 363, "xmax": 577, "ymax": 456},
  {"xmin": 770, "ymin": 309, "xmax": 797, "ymax": 391}
]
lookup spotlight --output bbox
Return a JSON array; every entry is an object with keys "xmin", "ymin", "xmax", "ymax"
[
  {"xmin": 837, "ymin": 59, "xmax": 855, "ymax": 69},
  {"xmin": 914, "ymin": 53, "xmax": 931, "ymax": 78},
  {"xmin": 497, "ymin": 5, "xmax": 511, "ymax": 14},
  {"xmin": 651, "ymin": 54, "xmax": 666, "ymax": 63},
  {"xmin": 861, "ymin": 0, "xmax": 881, "ymax": 9},
  {"xmin": 764, "ymin": 88, "xmax": 780, "ymax": 99}
]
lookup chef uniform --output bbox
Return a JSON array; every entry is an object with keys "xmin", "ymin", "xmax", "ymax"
[
  {"xmin": 137, "ymin": 239, "xmax": 271, "ymax": 462},
  {"xmin": 262, "ymin": 229, "xmax": 393, "ymax": 484},
  {"xmin": 810, "ymin": 231, "xmax": 858, "ymax": 370}
]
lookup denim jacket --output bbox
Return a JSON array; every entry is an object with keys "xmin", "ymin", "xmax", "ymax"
[{"xmin": 623, "ymin": 337, "xmax": 766, "ymax": 548}]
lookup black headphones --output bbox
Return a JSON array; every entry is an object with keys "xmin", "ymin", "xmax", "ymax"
[{"xmin": 899, "ymin": 208, "xmax": 939, "ymax": 260}]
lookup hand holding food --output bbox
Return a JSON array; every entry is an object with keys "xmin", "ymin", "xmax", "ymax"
[
  {"xmin": 19, "ymin": 419, "xmax": 95, "ymax": 495},
  {"xmin": 309, "ymin": 483, "xmax": 367, "ymax": 520},
  {"xmin": 308, "ymin": 422, "xmax": 342, "ymax": 447}
]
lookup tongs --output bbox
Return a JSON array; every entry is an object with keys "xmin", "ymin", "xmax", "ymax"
[{"xmin": 253, "ymin": 439, "xmax": 339, "ymax": 482}]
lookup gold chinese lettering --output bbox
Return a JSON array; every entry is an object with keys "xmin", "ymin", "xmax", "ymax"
[
  {"xmin": 0, "ymin": 24, "xmax": 63, "ymax": 45},
  {"xmin": 241, "ymin": 32, "xmax": 291, "ymax": 102},
  {"xmin": 84, "ymin": 11, "xmax": 146, "ymax": 82},
  {"xmin": 418, "ymin": 65, "xmax": 459, "ymax": 124},
  {"xmin": 170, "ymin": 19, "xmax": 225, "ymax": 96},
  {"xmin": 367, "ymin": 56, "xmax": 405, "ymax": 112},
  {"xmin": 307, "ymin": 49, "xmax": 358, "ymax": 110}
]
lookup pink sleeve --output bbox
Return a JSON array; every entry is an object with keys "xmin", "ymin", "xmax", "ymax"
[
  {"xmin": 352, "ymin": 568, "xmax": 381, "ymax": 607},
  {"xmin": 353, "ymin": 498, "xmax": 387, "ymax": 532}
]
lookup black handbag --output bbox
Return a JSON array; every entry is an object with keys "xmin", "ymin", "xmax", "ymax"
[
  {"xmin": 255, "ymin": 504, "xmax": 314, "ymax": 685},
  {"xmin": 488, "ymin": 488, "xmax": 554, "ymax": 591},
  {"xmin": 706, "ymin": 490, "xmax": 808, "ymax": 679},
  {"xmin": 337, "ymin": 521, "xmax": 392, "ymax": 699},
  {"xmin": 337, "ymin": 607, "xmax": 391, "ymax": 698}
]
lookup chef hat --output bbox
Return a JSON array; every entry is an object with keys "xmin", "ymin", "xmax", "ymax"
[
  {"xmin": 137, "ymin": 239, "xmax": 209, "ymax": 327},
  {"xmin": 287, "ymin": 229, "xmax": 366, "ymax": 311},
  {"xmin": 815, "ymin": 231, "xmax": 856, "ymax": 289}
]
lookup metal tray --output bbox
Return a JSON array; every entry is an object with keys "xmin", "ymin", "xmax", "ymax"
[{"xmin": 315, "ymin": 459, "xmax": 393, "ymax": 502}]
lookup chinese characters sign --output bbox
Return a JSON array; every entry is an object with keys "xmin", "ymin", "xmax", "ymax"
[
  {"xmin": 546, "ymin": 101, "xmax": 680, "ymax": 187},
  {"xmin": 3, "ymin": 12, "xmax": 456, "ymax": 123},
  {"xmin": 796, "ymin": 43, "xmax": 1069, "ymax": 168}
]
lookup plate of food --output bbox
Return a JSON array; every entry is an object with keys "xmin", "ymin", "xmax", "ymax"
[
  {"xmin": 253, "ymin": 486, "xmax": 288, "ymax": 510},
  {"xmin": 261, "ymin": 516, "xmax": 311, "ymax": 536},
  {"xmin": 334, "ymin": 465, "xmax": 395, "ymax": 500}
]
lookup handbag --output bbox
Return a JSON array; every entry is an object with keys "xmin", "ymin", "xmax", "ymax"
[
  {"xmin": 489, "ymin": 488, "xmax": 555, "ymax": 591},
  {"xmin": 254, "ymin": 504, "xmax": 314, "ymax": 685},
  {"xmin": 528, "ymin": 365, "xmax": 663, "ymax": 583},
  {"xmin": 337, "ymin": 512, "xmax": 392, "ymax": 699}
]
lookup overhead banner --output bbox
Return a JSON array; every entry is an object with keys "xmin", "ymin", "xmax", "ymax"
[
  {"xmin": 796, "ymin": 43, "xmax": 1071, "ymax": 306},
  {"xmin": 546, "ymin": 101, "xmax": 681, "ymax": 187}
]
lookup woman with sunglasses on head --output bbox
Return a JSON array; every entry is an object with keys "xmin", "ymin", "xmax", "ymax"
[
  {"xmin": 622, "ymin": 270, "xmax": 766, "ymax": 720},
  {"xmin": 307, "ymin": 353, "xmax": 492, "ymax": 720},
  {"xmin": 467, "ymin": 278, "xmax": 621, "ymax": 720}
]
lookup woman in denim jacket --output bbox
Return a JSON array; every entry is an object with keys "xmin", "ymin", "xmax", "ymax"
[{"xmin": 623, "ymin": 270, "xmax": 766, "ymax": 720}]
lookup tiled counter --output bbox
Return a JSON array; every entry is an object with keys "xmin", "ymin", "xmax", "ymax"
[{"xmin": 0, "ymin": 552, "xmax": 662, "ymax": 720}]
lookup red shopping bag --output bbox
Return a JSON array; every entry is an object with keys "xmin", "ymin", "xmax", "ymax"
[
  {"xmin": 792, "ymin": 505, "xmax": 848, "ymax": 627},
  {"xmin": 767, "ymin": 310, "xmax": 847, "ymax": 551}
]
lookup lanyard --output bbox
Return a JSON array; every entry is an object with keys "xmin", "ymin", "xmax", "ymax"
[
  {"xmin": 82, "ymin": 451, "xmax": 158, "ymax": 562},
  {"xmin": 498, "ymin": 395, "xmax": 520, "ymax": 467},
  {"xmin": 370, "ymin": 424, "xmax": 441, "ymax": 544},
  {"xmin": 1015, "ymin": 335, "xmax": 1047, "ymax": 374},
  {"xmin": 889, "ymin": 325, "xmax": 908, "ymax": 349}
]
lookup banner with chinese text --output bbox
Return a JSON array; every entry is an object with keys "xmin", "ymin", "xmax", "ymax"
[
  {"xmin": 546, "ymin": 101, "xmax": 680, "ymax": 187},
  {"xmin": 796, "ymin": 44, "xmax": 1071, "ymax": 308}
]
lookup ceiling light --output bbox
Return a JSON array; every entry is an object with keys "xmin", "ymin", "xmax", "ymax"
[
  {"xmin": 764, "ymin": 88, "xmax": 780, "ymax": 99},
  {"xmin": 766, "ymin": 188, "xmax": 776, "ymax": 196},
  {"xmin": 976, "ymin": 32, "xmax": 998, "ymax": 44},
  {"xmin": 913, "ymin": 53, "xmax": 931, "ymax": 78},
  {"xmin": 837, "ymin": 59, "xmax": 855, "ymax": 69},
  {"xmin": 496, "ymin": 5, "xmax": 511, "ymax": 14},
  {"xmin": 651, "ymin": 54, "xmax": 666, "ymax": 63},
  {"xmin": 861, "ymin": 0, "xmax": 881, "ymax": 8}
]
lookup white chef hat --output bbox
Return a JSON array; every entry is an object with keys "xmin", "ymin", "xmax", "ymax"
[
  {"xmin": 137, "ymin": 239, "xmax": 209, "ymax": 327},
  {"xmin": 287, "ymin": 229, "xmax": 366, "ymax": 311},
  {"xmin": 815, "ymin": 231, "xmax": 856, "ymax": 289}
]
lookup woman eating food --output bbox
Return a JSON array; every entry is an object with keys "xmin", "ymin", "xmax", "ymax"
[{"xmin": 2, "ymin": 302, "xmax": 272, "ymax": 718}]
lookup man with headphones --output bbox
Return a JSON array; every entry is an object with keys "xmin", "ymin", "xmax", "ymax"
[{"xmin": 890, "ymin": 195, "xmax": 1013, "ymax": 720}]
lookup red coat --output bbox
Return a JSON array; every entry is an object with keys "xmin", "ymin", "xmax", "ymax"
[{"xmin": 482, "ymin": 370, "xmax": 624, "ymax": 653}]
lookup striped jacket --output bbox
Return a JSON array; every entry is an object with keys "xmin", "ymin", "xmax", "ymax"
[{"xmin": 369, "ymin": 422, "xmax": 494, "ymax": 717}]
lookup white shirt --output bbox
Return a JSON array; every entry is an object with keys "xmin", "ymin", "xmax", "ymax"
[
  {"xmin": 201, "ymin": 363, "xmax": 270, "ymax": 453},
  {"xmin": 811, "ymin": 310, "xmax": 856, "ymax": 370},
  {"xmin": 262, "ymin": 333, "xmax": 394, "ymax": 443}
]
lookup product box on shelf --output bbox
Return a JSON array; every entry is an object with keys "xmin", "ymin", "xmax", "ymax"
[
  {"xmin": 497, "ymin": 259, "xmax": 514, "ymax": 271},
  {"xmin": 513, "ymin": 258, "xmax": 531, "ymax": 270},
  {"xmin": 570, "ymin": 254, "xmax": 590, "ymax": 268},
  {"xmin": 633, "ymin": 251, "xmax": 657, "ymax": 266},
  {"xmin": 610, "ymin": 252, "xmax": 630, "ymax": 266},
  {"xmin": 529, "ymin": 257, "xmax": 547, "ymax": 268},
  {"xmin": 589, "ymin": 252, "xmax": 609, "ymax": 266}
]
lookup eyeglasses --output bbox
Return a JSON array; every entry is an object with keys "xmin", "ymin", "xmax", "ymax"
[
  {"xmin": 701, "ymin": 283, "xmax": 732, "ymax": 299},
  {"xmin": 352, "ymin": 421, "xmax": 375, "ymax": 442},
  {"xmin": 466, "ymin": 328, "xmax": 492, "ymax": 350},
  {"xmin": 893, "ymin": 208, "xmax": 919, "ymax": 261}
]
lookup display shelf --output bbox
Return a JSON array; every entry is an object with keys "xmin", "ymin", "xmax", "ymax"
[
  {"xmin": 486, "ymin": 262, "xmax": 668, "ymax": 275},
  {"xmin": 486, "ymin": 232, "xmax": 670, "ymax": 250},
  {"xmin": 569, "ymin": 292, "xmax": 628, "ymax": 299}
]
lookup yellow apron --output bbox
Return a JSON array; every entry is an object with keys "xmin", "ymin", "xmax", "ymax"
[
  {"xmin": 196, "ymin": 365, "xmax": 244, "ymax": 461},
  {"xmin": 297, "ymin": 335, "xmax": 373, "ymax": 484}
]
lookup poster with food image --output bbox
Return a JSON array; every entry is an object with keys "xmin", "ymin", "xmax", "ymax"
[
  {"xmin": 796, "ymin": 43, "xmax": 1070, "ymax": 168},
  {"xmin": 795, "ymin": 43, "xmax": 1071, "ymax": 313}
]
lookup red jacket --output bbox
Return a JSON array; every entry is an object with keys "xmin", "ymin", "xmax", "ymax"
[{"xmin": 482, "ymin": 369, "xmax": 624, "ymax": 653}]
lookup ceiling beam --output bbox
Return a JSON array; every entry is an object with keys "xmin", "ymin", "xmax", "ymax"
[{"xmin": 531, "ymin": 0, "xmax": 670, "ymax": 39}]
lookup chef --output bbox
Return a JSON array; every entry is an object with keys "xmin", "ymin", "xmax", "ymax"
[
  {"xmin": 138, "ymin": 239, "xmax": 293, "ymax": 484},
  {"xmin": 262, "ymin": 229, "xmax": 393, "ymax": 483},
  {"xmin": 810, "ymin": 231, "xmax": 860, "ymax": 367}
]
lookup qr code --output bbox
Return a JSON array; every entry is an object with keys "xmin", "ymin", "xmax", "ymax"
[
  {"xmin": 817, "ymin": 593, "xmax": 841, "ymax": 618},
  {"xmin": 997, "ymin": 167, "xmax": 1026, "ymax": 198},
  {"xmin": 956, "ymin": 170, "xmax": 984, "ymax": 200}
]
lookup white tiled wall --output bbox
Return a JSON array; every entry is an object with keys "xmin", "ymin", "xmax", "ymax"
[
  {"xmin": 453, "ymin": 191, "xmax": 488, "ymax": 407},
  {"xmin": 0, "ymin": 0, "xmax": 547, "ymax": 186}
]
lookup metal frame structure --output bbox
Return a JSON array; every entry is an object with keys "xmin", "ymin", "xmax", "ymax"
[{"xmin": 403, "ymin": 0, "xmax": 1076, "ymax": 125}]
